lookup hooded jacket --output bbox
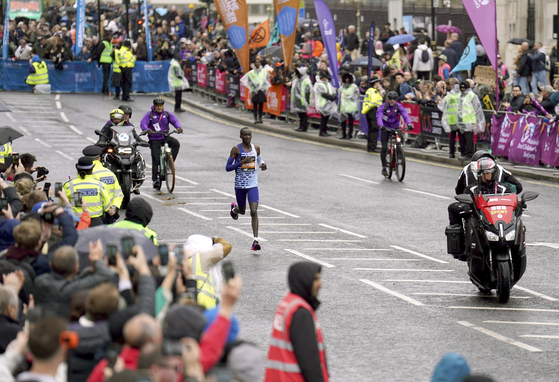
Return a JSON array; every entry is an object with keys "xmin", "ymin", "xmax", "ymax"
[
  {"xmin": 125, "ymin": 197, "xmax": 153, "ymax": 227},
  {"xmin": 140, "ymin": 105, "xmax": 181, "ymax": 141},
  {"xmin": 412, "ymin": 44, "xmax": 433, "ymax": 72}
]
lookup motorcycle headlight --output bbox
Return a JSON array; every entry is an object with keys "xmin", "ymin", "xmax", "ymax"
[
  {"xmin": 505, "ymin": 230, "xmax": 516, "ymax": 241},
  {"xmin": 486, "ymin": 231, "xmax": 499, "ymax": 242}
]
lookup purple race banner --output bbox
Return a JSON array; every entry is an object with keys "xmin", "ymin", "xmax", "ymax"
[
  {"xmin": 491, "ymin": 114, "xmax": 521, "ymax": 156},
  {"xmin": 540, "ymin": 121, "xmax": 559, "ymax": 166},
  {"xmin": 507, "ymin": 115, "xmax": 544, "ymax": 166},
  {"xmin": 462, "ymin": 0, "xmax": 497, "ymax": 71},
  {"xmin": 314, "ymin": 0, "xmax": 339, "ymax": 88}
]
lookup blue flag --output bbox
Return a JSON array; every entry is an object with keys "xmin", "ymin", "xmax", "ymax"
[
  {"xmin": 450, "ymin": 36, "xmax": 476, "ymax": 74},
  {"xmin": 338, "ymin": 29, "xmax": 346, "ymax": 49},
  {"xmin": 73, "ymin": 0, "xmax": 86, "ymax": 56},
  {"xmin": 143, "ymin": 0, "xmax": 152, "ymax": 61}
]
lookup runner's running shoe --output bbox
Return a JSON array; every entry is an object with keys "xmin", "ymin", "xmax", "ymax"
[
  {"xmin": 251, "ymin": 240, "xmax": 261, "ymax": 251},
  {"xmin": 230, "ymin": 203, "xmax": 238, "ymax": 220}
]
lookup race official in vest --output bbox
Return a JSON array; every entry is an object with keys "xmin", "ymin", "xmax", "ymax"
[
  {"xmin": 110, "ymin": 42, "xmax": 122, "ymax": 100},
  {"xmin": 247, "ymin": 58, "xmax": 270, "ymax": 124},
  {"xmin": 98, "ymin": 35, "xmax": 113, "ymax": 96},
  {"xmin": 291, "ymin": 66, "xmax": 313, "ymax": 132},
  {"xmin": 25, "ymin": 55, "xmax": 49, "ymax": 87},
  {"xmin": 116, "ymin": 40, "xmax": 135, "ymax": 102},
  {"xmin": 168, "ymin": 53, "xmax": 189, "ymax": 112},
  {"xmin": 314, "ymin": 70, "xmax": 337, "ymax": 137},
  {"xmin": 265, "ymin": 261, "xmax": 328, "ymax": 382},
  {"xmin": 82, "ymin": 145, "xmax": 123, "ymax": 224},
  {"xmin": 362, "ymin": 78, "xmax": 384, "ymax": 152},
  {"xmin": 63, "ymin": 157, "xmax": 111, "ymax": 227},
  {"xmin": 112, "ymin": 197, "xmax": 158, "ymax": 244},
  {"xmin": 439, "ymin": 81, "xmax": 485, "ymax": 161},
  {"xmin": 338, "ymin": 72, "xmax": 360, "ymax": 140},
  {"xmin": 0, "ymin": 144, "xmax": 12, "ymax": 166}
]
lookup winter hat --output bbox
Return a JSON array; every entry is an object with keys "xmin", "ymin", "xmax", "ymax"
[
  {"xmin": 459, "ymin": 81, "xmax": 470, "ymax": 90},
  {"xmin": 162, "ymin": 304, "xmax": 207, "ymax": 342},
  {"xmin": 431, "ymin": 352, "xmax": 470, "ymax": 382},
  {"xmin": 297, "ymin": 67, "xmax": 308, "ymax": 76},
  {"xmin": 227, "ymin": 342, "xmax": 263, "ymax": 382},
  {"xmin": 203, "ymin": 306, "xmax": 239, "ymax": 344},
  {"xmin": 375, "ymin": 41, "xmax": 384, "ymax": 55},
  {"xmin": 31, "ymin": 55, "xmax": 41, "ymax": 63}
]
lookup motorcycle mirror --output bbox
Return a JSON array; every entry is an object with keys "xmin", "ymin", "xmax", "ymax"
[
  {"xmin": 455, "ymin": 194, "xmax": 473, "ymax": 204},
  {"xmin": 521, "ymin": 191, "xmax": 539, "ymax": 202}
]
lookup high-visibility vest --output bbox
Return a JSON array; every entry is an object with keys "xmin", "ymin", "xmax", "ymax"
[
  {"xmin": 113, "ymin": 56, "xmax": 121, "ymax": 74},
  {"xmin": 92, "ymin": 160, "xmax": 123, "ymax": 209},
  {"xmin": 26, "ymin": 61, "xmax": 49, "ymax": 85},
  {"xmin": 248, "ymin": 69, "xmax": 267, "ymax": 93},
  {"xmin": 438, "ymin": 63, "xmax": 451, "ymax": 79},
  {"xmin": 169, "ymin": 59, "xmax": 183, "ymax": 89},
  {"xmin": 0, "ymin": 144, "xmax": 12, "ymax": 164},
  {"xmin": 100, "ymin": 40, "xmax": 113, "ymax": 64},
  {"xmin": 116, "ymin": 47, "xmax": 135, "ymax": 69},
  {"xmin": 189, "ymin": 253, "xmax": 218, "ymax": 309},
  {"xmin": 339, "ymin": 83, "xmax": 359, "ymax": 114},
  {"xmin": 461, "ymin": 92, "xmax": 477, "ymax": 124},
  {"xmin": 362, "ymin": 87, "xmax": 383, "ymax": 114},
  {"xmin": 316, "ymin": 81, "xmax": 334, "ymax": 109},
  {"xmin": 445, "ymin": 93, "xmax": 461, "ymax": 126},
  {"xmin": 63, "ymin": 175, "xmax": 111, "ymax": 219},
  {"xmin": 264, "ymin": 293, "xmax": 328, "ymax": 382},
  {"xmin": 300, "ymin": 77, "xmax": 312, "ymax": 108},
  {"xmin": 112, "ymin": 219, "xmax": 158, "ymax": 245}
]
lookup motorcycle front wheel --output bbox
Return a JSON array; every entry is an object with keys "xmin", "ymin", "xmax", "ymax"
[
  {"xmin": 496, "ymin": 261, "xmax": 511, "ymax": 303},
  {"xmin": 386, "ymin": 146, "xmax": 393, "ymax": 179},
  {"xmin": 121, "ymin": 174, "xmax": 132, "ymax": 209}
]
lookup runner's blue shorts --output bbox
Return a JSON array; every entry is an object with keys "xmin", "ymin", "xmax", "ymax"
[{"xmin": 235, "ymin": 187, "xmax": 259, "ymax": 207}]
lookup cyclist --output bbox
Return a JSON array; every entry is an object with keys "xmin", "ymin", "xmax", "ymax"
[
  {"xmin": 140, "ymin": 97, "xmax": 183, "ymax": 190},
  {"xmin": 376, "ymin": 91, "xmax": 414, "ymax": 176}
]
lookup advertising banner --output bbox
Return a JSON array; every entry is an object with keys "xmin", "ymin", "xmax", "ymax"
[
  {"xmin": 507, "ymin": 115, "xmax": 544, "ymax": 166},
  {"xmin": 540, "ymin": 121, "xmax": 559, "ymax": 166},
  {"xmin": 228, "ymin": 74, "xmax": 240, "ymax": 98},
  {"xmin": 274, "ymin": 0, "xmax": 300, "ymax": 69},
  {"xmin": 491, "ymin": 113, "xmax": 522, "ymax": 156},
  {"xmin": 314, "ymin": 0, "xmax": 339, "ymax": 88},
  {"xmin": 216, "ymin": 70, "xmax": 227, "ymax": 94},
  {"xmin": 213, "ymin": 0, "xmax": 250, "ymax": 74},
  {"xmin": 143, "ymin": 0, "xmax": 152, "ymax": 61},
  {"xmin": 197, "ymin": 63, "xmax": 207, "ymax": 87},
  {"xmin": 74, "ymin": 0, "xmax": 86, "ymax": 56},
  {"xmin": 420, "ymin": 105, "xmax": 445, "ymax": 137},
  {"xmin": 208, "ymin": 67, "xmax": 216, "ymax": 89},
  {"xmin": 461, "ymin": 0, "xmax": 498, "ymax": 71}
]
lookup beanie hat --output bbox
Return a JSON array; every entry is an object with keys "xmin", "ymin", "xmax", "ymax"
[{"xmin": 431, "ymin": 353, "xmax": 470, "ymax": 382}]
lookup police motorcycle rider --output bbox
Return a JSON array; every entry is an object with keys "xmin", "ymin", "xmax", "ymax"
[{"xmin": 96, "ymin": 108, "xmax": 127, "ymax": 145}]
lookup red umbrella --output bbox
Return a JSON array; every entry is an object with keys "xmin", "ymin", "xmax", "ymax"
[{"xmin": 435, "ymin": 24, "xmax": 462, "ymax": 34}]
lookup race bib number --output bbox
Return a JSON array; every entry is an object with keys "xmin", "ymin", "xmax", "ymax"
[
  {"xmin": 241, "ymin": 156, "xmax": 256, "ymax": 171},
  {"xmin": 153, "ymin": 123, "xmax": 161, "ymax": 132}
]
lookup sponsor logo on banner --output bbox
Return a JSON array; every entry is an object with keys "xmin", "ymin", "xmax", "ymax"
[
  {"xmin": 197, "ymin": 64, "xmax": 207, "ymax": 87},
  {"xmin": 473, "ymin": 0, "xmax": 490, "ymax": 7}
]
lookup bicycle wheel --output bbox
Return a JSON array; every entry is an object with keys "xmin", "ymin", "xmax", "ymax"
[
  {"xmin": 386, "ymin": 145, "xmax": 393, "ymax": 179},
  {"xmin": 395, "ymin": 145, "xmax": 406, "ymax": 182},
  {"xmin": 164, "ymin": 155, "xmax": 175, "ymax": 193}
]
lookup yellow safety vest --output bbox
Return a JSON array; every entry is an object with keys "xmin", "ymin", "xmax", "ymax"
[
  {"xmin": 63, "ymin": 175, "xmax": 111, "ymax": 218},
  {"xmin": 113, "ymin": 57, "xmax": 121, "ymax": 74},
  {"xmin": 339, "ymin": 83, "xmax": 359, "ymax": 114},
  {"xmin": 460, "ymin": 92, "xmax": 477, "ymax": 124},
  {"xmin": 116, "ymin": 47, "xmax": 135, "ymax": 69},
  {"xmin": 189, "ymin": 253, "xmax": 218, "ymax": 309},
  {"xmin": 248, "ymin": 69, "xmax": 267, "ymax": 92},
  {"xmin": 316, "ymin": 81, "xmax": 334, "ymax": 109},
  {"xmin": 0, "ymin": 144, "xmax": 12, "ymax": 164},
  {"xmin": 26, "ymin": 61, "xmax": 49, "ymax": 85},
  {"xmin": 169, "ymin": 59, "xmax": 183, "ymax": 89},
  {"xmin": 300, "ymin": 77, "xmax": 312, "ymax": 108},
  {"xmin": 100, "ymin": 40, "xmax": 113, "ymax": 64},
  {"xmin": 445, "ymin": 93, "xmax": 461, "ymax": 126},
  {"xmin": 112, "ymin": 219, "xmax": 158, "ymax": 245},
  {"xmin": 362, "ymin": 87, "xmax": 383, "ymax": 114},
  {"xmin": 92, "ymin": 161, "xmax": 123, "ymax": 209}
]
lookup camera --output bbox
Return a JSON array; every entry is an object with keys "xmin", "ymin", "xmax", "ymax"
[
  {"xmin": 44, "ymin": 182, "xmax": 51, "ymax": 198},
  {"xmin": 11, "ymin": 153, "xmax": 19, "ymax": 165},
  {"xmin": 73, "ymin": 192, "xmax": 82, "ymax": 208},
  {"xmin": 37, "ymin": 166, "xmax": 49, "ymax": 178}
]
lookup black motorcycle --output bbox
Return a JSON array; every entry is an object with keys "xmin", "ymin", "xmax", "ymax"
[
  {"xmin": 95, "ymin": 126, "xmax": 149, "ymax": 209},
  {"xmin": 447, "ymin": 189, "xmax": 539, "ymax": 303}
]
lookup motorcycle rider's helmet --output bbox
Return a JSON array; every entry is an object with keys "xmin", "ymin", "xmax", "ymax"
[
  {"xmin": 477, "ymin": 157, "xmax": 496, "ymax": 182},
  {"xmin": 470, "ymin": 150, "xmax": 495, "ymax": 175},
  {"xmin": 110, "ymin": 109, "xmax": 125, "ymax": 126},
  {"xmin": 153, "ymin": 97, "xmax": 165, "ymax": 105},
  {"xmin": 387, "ymin": 91, "xmax": 398, "ymax": 101},
  {"xmin": 118, "ymin": 105, "xmax": 133, "ymax": 118}
]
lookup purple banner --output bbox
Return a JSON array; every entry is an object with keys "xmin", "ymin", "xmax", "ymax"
[
  {"xmin": 314, "ymin": 0, "xmax": 339, "ymax": 88},
  {"xmin": 491, "ymin": 114, "xmax": 521, "ymax": 156},
  {"xmin": 367, "ymin": 21, "xmax": 375, "ymax": 78},
  {"xmin": 507, "ymin": 115, "xmax": 544, "ymax": 166},
  {"xmin": 462, "ymin": 0, "xmax": 497, "ymax": 71},
  {"xmin": 540, "ymin": 121, "xmax": 559, "ymax": 166}
]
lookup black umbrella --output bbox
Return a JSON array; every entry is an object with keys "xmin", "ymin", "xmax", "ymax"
[
  {"xmin": 258, "ymin": 46, "xmax": 282, "ymax": 59},
  {"xmin": 348, "ymin": 56, "xmax": 383, "ymax": 69},
  {"xmin": 0, "ymin": 126, "xmax": 23, "ymax": 146},
  {"xmin": 507, "ymin": 38, "xmax": 534, "ymax": 46},
  {"xmin": 0, "ymin": 101, "xmax": 11, "ymax": 113}
]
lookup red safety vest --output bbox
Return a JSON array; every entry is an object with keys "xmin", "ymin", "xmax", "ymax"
[
  {"xmin": 264, "ymin": 293, "xmax": 328, "ymax": 382},
  {"xmin": 438, "ymin": 63, "xmax": 451, "ymax": 79}
]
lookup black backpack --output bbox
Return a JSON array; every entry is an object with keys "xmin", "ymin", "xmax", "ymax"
[{"xmin": 420, "ymin": 49, "xmax": 429, "ymax": 63}]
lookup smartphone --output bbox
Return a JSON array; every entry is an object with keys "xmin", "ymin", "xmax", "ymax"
[
  {"xmin": 11, "ymin": 153, "xmax": 19, "ymax": 164},
  {"xmin": 222, "ymin": 261, "xmax": 235, "ymax": 282},
  {"xmin": 44, "ymin": 182, "xmax": 51, "ymax": 197},
  {"xmin": 107, "ymin": 244, "xmax": 118, "ymax": 266},
  {"xmin": 55, "ymin": 182, "xmax": 63, "ymax": 195},
  {"xmin": 73, "ymin": 192, "xmax": 82, "ymax": 208},
  {"xmin": 0, "ymin": 198, "xmax": 8, "ymax": 211},
  {"xmin": 121, "ymin": 236, "xmax": 135, "ymax": 259},
  {"xmin": 158, "ymin": 244, "xmax": 169, "ymax": 266},
  {"xmin": 175, "ymin": 245, "xmax": 184, "ymax": 264}
]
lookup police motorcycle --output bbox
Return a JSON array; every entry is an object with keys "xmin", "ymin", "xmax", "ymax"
[
  {"xmin": 95, "ymin": 112, "xmax": 149, "ymax": 209},
  {"xmin": 446, "ymin": 160, "xmax": 538, "ymax": 303}
]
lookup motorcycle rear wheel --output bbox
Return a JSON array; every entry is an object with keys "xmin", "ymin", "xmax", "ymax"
[
  {"xmin": 496, "ymin": 261, "xmax": 511, "ymax": 303},
  {"xmin": 386, "ymin": 146, "xmax": 393, "ymax": 179},
  {"xmin": 395, "ymin": 145, "xmax": 406, "ymax": 182}
]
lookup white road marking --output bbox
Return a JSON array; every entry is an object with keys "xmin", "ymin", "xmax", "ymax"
[
  {"xmin": 284, "ymin": 249, "xmax": 335, "ymax": 268},
  {"xmin": 173, "ymin": 186, "xmax": 197, "ymax": 188},
  {"xmin": 68, "ymin": 125, "xmax": 83, "ymax": 135},
  {"xmin": 55, "ymin": 95, "xmax": 60, "ymax": 100},
  {"xmin": 210, "ymin": 189, "xmax": 235, "ymax": 197},
  {"xmin": 305, "ymin": 248, "xmax": 393, "ymax": 251},
  {"xmin": 141, "ymin": 194, "xmax": 163, "ymax": 203},
  {"xmin": 413, "ymin": 293, "xmax": 529, "ymax": 299},
  {"xmin": 6, "ymin": 113, "xmax": 16, "ymax": 122},
  {"xmin": 172, "ymin": 192, "xmax": 211, "ymax": 194},
  {"xmin": 318, "ymin": 223, "xmax": 367, "ymax": 238},
  {"xmin": 177, "ymin": 208, "xmax": 212, "ymax": 221},
  {"xmin": 326, "ymin": 258, "xmax": 419, "ymax": 261},
  {"xmin": 146, "ymin": 164, "xmax": 151, "ymax": 168},
  {"xmin": 241, "ymin": 223, "xmax": 311, "ymax": 226},
  {"xmin": 526, "ymin": 242, "xmax": 559, "ymax": 249},
  {"xmin": 174, "ymin": 202, "xmax": 229, "ymax": 205},
  {"xmin": 355, "ymin": 268, "xmax": 453, "ymax": 272},
  {"xmin": 512, "ymin": 285, "xmax": 558, "ymax": 301},
  {"xmin": 177, "ymin": 197, "xmax": 229, "ymax": 199},
  {"xmin": 360, "ymin": 279, "xmax": 424, "ymax": 306},
  {"xmin": 277, "ymin": 239, "xmax": 364, "ymax": 242},
  {"xmin": 390, "ymin": 245, "xmax": 449, "ymax": 264},
  {"xmin": 259, "ymin": 231, "xmax": 335, "ymax": 234},
  {"xmin": 175, "ymin": 175, "xmax": 198, "ymax": 185},
  {"xmin": 17, "ymin": 126, "xmax": 31, "ymax": 135},
  {"xmin": 200, "ymin": 210, "xmax": 229, "ymax": 212},
  {"xmin": 34, "ymin": 139, "xmax": 52, "ymax": 148},
  {"xmin": 226, "ymin": 226, "xmax": 267, "ymax": 241},
  {"xmin": 55, "ymin": 150, "xmax": 73, "ymax": 161},
  {"xmin": 218, "ymin": 216, "xmax": 285, "ymax": 219},
  {"xmin": 339, "ymin": 174, "xmax": 379, "ymax": 184},
  {"xmin": 402, "ymin": 188, "xmax": 452, "ymax": 200},
  {"xmin": 385, "ymin": 280, "xmax": 470, "ymax": 283},
  {"xmin": 60, "ymin": 112, "xmax": 69, "ymax": 122},
  {"xmin": 457, "ymin": 321, "xmax": 542, "ymax": 352},
  {"xmin": 450, "ymin": 307, "xmax": 559, "ymax": 313},
  {"xmin": 523, "ymin": 214, "xmax": 531, "ymax": 217},
  {"xmin": 56, "ymin": 101, "xmax": 61, "ymax": 109},
  {"xmin": 519, "ymin": 335, "xmax": 559, "ymax": 339},
  {"xmin": 260, "ymin": 204, "xmax": 300, "ymax": 218},
  {"xmin": 86, "ymin": 137, "xmax": 97, "ymax": 144},
  {"xmin": 484, "ymin": 321, "xmax": 559, "ymax": 326}
]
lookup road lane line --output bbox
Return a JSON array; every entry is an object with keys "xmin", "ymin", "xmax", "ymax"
[
  {"xmin": 200, "ymin": 210, "xmax": 229, "ymax": 212},
  {"xmin": 390, "ymin": 245, "xmax": 449, "ymax": 264},
  {"xmin": 277, "ymin": 239, "xmax": 364, "ymax": 242},
  {"xmin": 484, "ymin": 321, "xmax": 559, "ymax": 326},
  {"xmin": 6, "ymin": 113, "xmax": 16, "ymax": 122},
  {"xmin": 385, "ymin": 280, "xmax": 469, "ymax": 283},
  {"xmin": 175, "ymin": 175, "xmax": 198, "ymax": 185},
  {"xmin": 210, "ymin": 189, "xmax": 235, "ymax": 197},
  {"xmin": 355, "ymin": 268, "xmax": 453, "ymax": 272},
  {"xmin": 284, "ymin": 249, "xmax": 335, "ymax": 268},
  {"xmin": 55, "ymin": 95, "xmax": 60, "ymax": 100},
  {"xmin": 519, "ymin": 335, "xmax": 559, "ymax": 339},
  {"xmin": 56, "ymin": 150, "xmax": 73, "ymax": 161},
  {"xmin": 457, "ymin": 321, "xmax": 542, "ymax": 352},
  {"xmin": 402, "ymin": 188, "xmax": 452, "ymax": 200},
  {"xmin": 172, "ymin": 192, "xmax": 211, "ymax": 194},
  {"xmin": 141, "ymin": 194, "xmax": 163, "ymax": 203},
  {"xmin": 176, "ymin": 202, "xmax": 229, "ymax": 205},
  {"xmin": 60, "ymin": 112, "xmax": 69, "ymax": 122},
  {"xmin": 327, "ymin": 258, "xmax": 419, "ymax": 261},
  {"xmin": 226, "ymin": 226, "xmax": 267, "ymax": 241},
  {"xmin": 450, "ymin": 307, "xmax": 559, "ymax": 313},
  {"xmin": 218, "ymin": 216, "xmax": 285, "ymax": 219},
  {"xmin": 512, "ymin": 285, "xmax": 558, "ymax": 301},
  {"xmin": 305, "ymin": 248, "xmax": 393, "ymax": 251},
  {"xmin": 260, "ymin": 204, "xmax": 300, "ymax": 218},
  {"xmin": 68, "ymin": 125, "xmax": 83, "ymax": 135},
  {"xmin": 414, "ymin": 293, "xmax": 529, "ymax": 299},
  {"xmin": 177, "ymin": 208, "xmax": 212, "ymax": 221},
  {"xmin": 34, "ymin": 139, "xmax": 51, "ymax": 148},
  {"xmin": 56, "ymin": 101, "xmax": 61, "ymax": 109},
  {"xmin": 339, "ymin": 174, "xmax": 379, "ymax": 184},
  {"xmin": 17, "ymin": 126, "xmax": 31, "ymax": 135},
  {"xmin": 360, "ymin": 279, "xmax": 424, "ymax": 306},
  {"xmin": 525, "ymin": 179, "xmax": 559, "ymax": 189},
  {"xmin": 86, "ymin": 137, "xmax": 97, "ymax": 144},
  {"xmin": 241, "ymin": 223, "xmax": 311, "ymax": 226},
  {"xmin": 176, "ymin": 197, "xmax": 229, "ymax": 199},
  {"xmin": 318, "ymin": 223, "xmax": 367, "ymax": 238}
]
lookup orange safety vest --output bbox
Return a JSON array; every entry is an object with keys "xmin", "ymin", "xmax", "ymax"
[
  {"xmin": 264, "ymin": 293, "xmax": 328, "ymax": 382},
  {"xmin": 438, "ymin": 63, "xmax": 451, "ymax": 79}
]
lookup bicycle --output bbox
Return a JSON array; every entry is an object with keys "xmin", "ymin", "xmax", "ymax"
[
  {"xmin": 141, "ymin": 129, "xmax": 177, "ymax": 193},
  {"xmin": 381, "ymin": 127, "xmax": 407, "ymax": 182}
]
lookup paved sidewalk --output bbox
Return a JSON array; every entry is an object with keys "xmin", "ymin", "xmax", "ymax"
[{"xmin": 179, "ymin": 92, "xmax": 559, "ymax": 184}]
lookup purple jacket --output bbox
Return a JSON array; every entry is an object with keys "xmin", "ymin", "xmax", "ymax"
[
  {"xmin": 376, "ymin": 102, "xmax": 412, "ymax": 129},
  {"xmin": 140, "ymin": 106, "xmax": 181, "ymax": 141}
]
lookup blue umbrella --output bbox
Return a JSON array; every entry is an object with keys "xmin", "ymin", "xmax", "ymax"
[
  {"xmin": 386, "ymin": 34, "xmax": 416, "ymax": 46},
  {"xmin": 155, "ymin": 7, "xmax": 168, "ymax": 16}
]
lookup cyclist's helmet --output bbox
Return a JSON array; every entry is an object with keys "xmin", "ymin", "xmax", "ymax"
[
  {"xmin": 110, "ymin": 108, "xmax": 125, "ymax": 125},
  {"xmin": 118, "ymin": 105, "xmax": 133, "ymax": 118},
  {"xmin": 477, "ymin": 157, "xmax": 496, "ymax": 176},
  {"xmin": 387, "ymin": 91, "xmax": 398, "ymax": 101},
  {"xmin": 153, "ymin": 97, "xmax": 165, "ymax": 105}
]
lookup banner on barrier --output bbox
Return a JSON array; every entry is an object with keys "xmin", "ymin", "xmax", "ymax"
[
  {"xmin": 507, "ymin": 114, "xmax": 544, "ymax": 166},
  {"xmin": 208, "ymin": 67, "xmax": 216, "ymax": 89},
  {"xmin": 216, "ymin": 70, "xmax": 227, "ymax": 94},
  {"xmin": 491, "ymin": 113, "xmax": 521, "ymax": 156},
  {"xmin": 541, "ymin": 121, "xmax": 559, "ymax": 166},
  {"xmin": 197, "ymin": 64, "xmax": 207, "ymax": 87},
  {"xmin": 420, "ymin": 104, "xmax": 445, "ymax": 137},
  {"xmin": 228, "ymin": 74, "xmax": 240, "ymax": 98},
  {"xmin": 399, "ymin": 103, "xmax": 420, "ymax": 134}
]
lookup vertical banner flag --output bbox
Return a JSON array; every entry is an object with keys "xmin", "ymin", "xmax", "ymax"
[
  {"xmin": 314, "ymin": 0, "xmax": 339, "ymax": 88},
  {"xmin": 74, "ymin": 0, "xmax": 86, "ymax": 56},
  {"xmin": 450, "ymin": 36, "xmax": 476, "ymax": 74},
  {"xmin": 273, "ymin": 0, "xmax": 300, "ymax": 69},
  {"xmin": 388, "ymin": 48, "xmax": 400, "ymax": 69},
  {"xmin": 143, "ymin": 0, "xmax": 152, "ymax": 61},
  {"xmin": 213, "ymin": 0, "xmax": 250, "ymax": 75},
  {"xmin": 2, "ymin": 0, "xmax": 11, "ymax": 61},
  {"xmin": 461, "ymin": 0, "xmax": 497, "ymax": 71},
  {"xmin": 250, "ymin": 19, "xmax": 270, "ymax": 49},
  {"xmin": 367, "ymin": 21, "xmax": 375, "ymax": 77}
]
